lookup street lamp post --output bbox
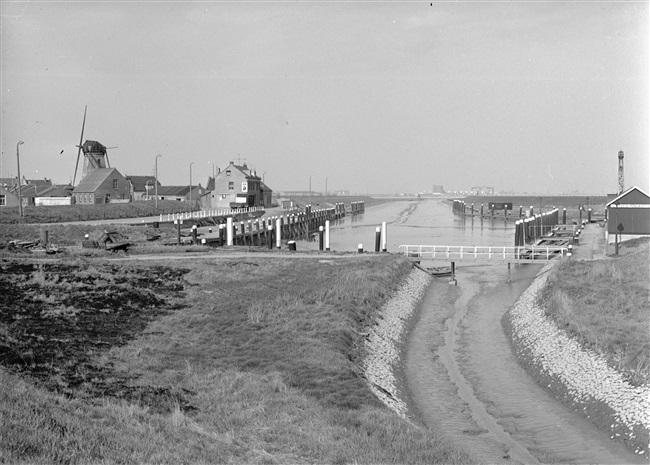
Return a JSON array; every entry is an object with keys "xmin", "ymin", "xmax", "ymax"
[
  {"xmin": 189, "ymin": 162, "xmax": 194, "ymax": 210},
  {"xmin": 155, "ymin": 154, "xmax": 161, "ymax": 210},
  {"xmin": 309, "ymin": 175, "xmax": 312, "ymax": 205},
  {"xmin": 16, "ymin": 141, "xmax": 24, "ymax": 218},
  {"xmin": 325, "ymin": 177, "xmax": 328, "ymax": 198}
]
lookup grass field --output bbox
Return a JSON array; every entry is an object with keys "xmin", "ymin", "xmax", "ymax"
[
  {"xmin": 539, "ymin": 238, "xmax": 650, "ymax": 386},
  {"xmin": 0, "ymin": 254, "xmax": 474, "ymax": 464}
]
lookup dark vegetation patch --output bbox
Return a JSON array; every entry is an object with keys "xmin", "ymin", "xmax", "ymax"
[{"xmin": 0, "ymin": 262, "xmax": 191, "ymax": 413}]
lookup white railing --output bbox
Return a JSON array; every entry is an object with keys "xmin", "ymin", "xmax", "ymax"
[
  {"xmin": 161, "ymin": 206, "xmax": 263, "ymax": 223},
  {"xmin": 398, "ymin": 245, "xmax": 569, "ymax": 262}
]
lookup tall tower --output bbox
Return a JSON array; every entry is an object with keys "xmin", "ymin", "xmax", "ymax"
[
  {"xmin": 81, "ymin": 140, "xmax": 109, "ymax": 180},
  {"xmin": 618, "ymin": 150, "xmax": 624, "ymax": 195}
]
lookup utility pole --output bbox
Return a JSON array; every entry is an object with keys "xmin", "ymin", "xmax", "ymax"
[
  {"xmin": 16, "ymin": 141, "xmax": 24, "ymax": 218},
  {"xmin": 155, "ymin": 154, "xmax": 161, "ymax": 210}
]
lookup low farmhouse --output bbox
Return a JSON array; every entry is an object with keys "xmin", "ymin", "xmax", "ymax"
[
  {"xmin": 0, "ymin": 178, "xmax": 53, "ymax": 208},
  {"xmin": 152, "ymin": 185, "xmax": 205, "ymax": 205},
  {"xmin": 35, "ymin": 185, "xmax": 74, "ymax": 206},
  {"xmin": 72, "ymin": 168, "xmax": 131, "ymax": 204},
  {"xmin": 605, "ymin": 186, "xmax": 650, "ymax": 254},
  {"xmin": 126, "ymin": 175, "xmax": 161, "ymax": 201}
]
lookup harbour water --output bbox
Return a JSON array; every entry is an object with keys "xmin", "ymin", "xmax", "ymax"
[{"xmin": 298, "ymin": 199, "xmax": 643, "ymax": 464}]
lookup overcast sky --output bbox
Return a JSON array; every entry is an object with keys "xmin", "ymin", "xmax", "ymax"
[{"xmin": 1, "ymin": 1, "xmax": 648, "ymax": 195}]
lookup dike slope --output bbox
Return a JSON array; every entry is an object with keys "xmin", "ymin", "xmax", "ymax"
[{"xmin": 504, "ymin": 263, "xmax": 650, "ymax": 459}]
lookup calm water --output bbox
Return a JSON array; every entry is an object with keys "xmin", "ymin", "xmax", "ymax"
[
  {"xmin": 296, "ymin": 199, "xmax": 513, "ymax": 253},
  {"xmin": 301, "ymin": 199, "xmax": 643, "ymax": 464}
]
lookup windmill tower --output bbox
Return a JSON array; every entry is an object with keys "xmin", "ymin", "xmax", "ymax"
[
  {"xmin": 72, "ymin": 106, "xmax": 112, "ymax": 184},
  {"xmin": 80, "ymin": 140, "xmax": 110, "ymax": 179},
  {"xmin": 617, "ymin": 150, "xmax": 624, "ymax": 195}
]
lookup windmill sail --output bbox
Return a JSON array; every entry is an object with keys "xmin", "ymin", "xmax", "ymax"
[{"xmin": 72, "ymin": 106, "xmax": 87, "ymax": 186}]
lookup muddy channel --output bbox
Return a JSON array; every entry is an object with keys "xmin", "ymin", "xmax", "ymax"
[{"xmin": 402, "ymin": 264, "xmax": 645, "ymax": 464}]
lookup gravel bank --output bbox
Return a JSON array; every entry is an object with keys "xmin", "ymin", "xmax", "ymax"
[
  {"xmin": 505, "ymin": 263, "xmax": 650, "ymax": 458},
  {"xmin": 363, "ymin": 267, "xmax": 432, "ymax": 417}
]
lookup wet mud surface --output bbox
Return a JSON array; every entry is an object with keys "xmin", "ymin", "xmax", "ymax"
[{"xmin": 0, "ymin": 260, "xmax": 194, "ymax": 414}]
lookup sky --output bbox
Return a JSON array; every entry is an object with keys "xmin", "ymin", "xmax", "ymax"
[{"xmin": 1, "ymin": 1, "xmax": 648, "ymax": 195}]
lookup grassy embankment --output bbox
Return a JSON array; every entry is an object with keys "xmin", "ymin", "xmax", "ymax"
[
  {"xmin": 0, "ymin": 253, "xmax": 474, "ymax": 464},
  {"xmin": 538, "ymin": 238, "xmax": 650, "ymax": 386},
  {"xmin": 0, "ymin": 200, "xmax": 193, "ymax": 224},
  {"xmin": 0, "ymin": 195, "xmax": 385, "ymax": 225}
]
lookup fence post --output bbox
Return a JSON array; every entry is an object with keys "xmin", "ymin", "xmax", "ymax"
[
  {"xmin": 227, "ymin": 217, "xmax": 233, "ymax": 246},
  {"xmin": 325, "ymin": 220, "xmax": 330, "ymax": 251}
]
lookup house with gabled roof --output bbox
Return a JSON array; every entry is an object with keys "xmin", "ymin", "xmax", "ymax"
[
  {"xmin": 605, "ymin": 186, "xmax": 650, "ymax": 254},
  {"xmin": 210, "ymin": 161, "xmax": 271, "ymax": 209},
  {"xmin": 72, "ymin": 168, "xmax": 131, "ymax": 204}
]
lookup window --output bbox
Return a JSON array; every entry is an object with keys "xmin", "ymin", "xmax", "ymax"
[
  {"xmin": 0, "ymin": 195, "xmax": 5, "ymax": 206},
  {"xmin": 228, "ymin": 181, "xmax": 234, "ymax": 191},
  {"xmin": 226, "ymin": 170, "xmax": 231, "ymax": 177},
  {"xmin": 113, "ymin": 179, "xmax": 119, "ymax": 189}
]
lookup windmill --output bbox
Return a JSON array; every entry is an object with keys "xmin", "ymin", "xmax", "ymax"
[{"xmin": 72, "ymin": 106, "xmax": 116, "ymax": 185}]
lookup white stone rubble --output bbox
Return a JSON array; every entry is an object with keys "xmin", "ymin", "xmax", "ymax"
[
  {"xmin": 508, "ymin": 263, "xmax": 650, "ymax": 456},
  {"xmin": 363, "ymin": 268, "xmax": 432, "ymax": 417}
]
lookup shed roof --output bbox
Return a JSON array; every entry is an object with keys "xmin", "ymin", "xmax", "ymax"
[
  {"xmin": 37, "ymin": 185, "xmax": 74, "ymax": 197},
  {"xmin": 606, "ymin": 186, "xmax": 650, "ymax": 207}
]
